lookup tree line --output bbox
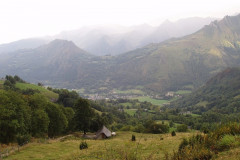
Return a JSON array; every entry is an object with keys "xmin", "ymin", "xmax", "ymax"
[{"xmin": 0, "ymin": 75, "xmax": 111, "ymax": 144}]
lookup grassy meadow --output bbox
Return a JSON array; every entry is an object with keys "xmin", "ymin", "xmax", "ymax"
[
  {"xmin": 15, "ymin": 82, "xmax": 58, "ymax": 100},
  {"xmin": 124, "ymin": 109, "xmax": 137, "ymax": 116},
  {"xmin": 5, "ymin": 132, "xmax": 196, "ymax": 160},
  {"xmin": 120, "ymin": 102, "xmax": 132, "ymax": 107},
  {"xmin": 133, "ymin": 96, "xmax": 169, "ymax": 106}
]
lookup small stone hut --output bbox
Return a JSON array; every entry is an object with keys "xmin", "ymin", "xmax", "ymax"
[{"xmin": 95, "ymin": 126, "xmax": 112, "ymax": 139}]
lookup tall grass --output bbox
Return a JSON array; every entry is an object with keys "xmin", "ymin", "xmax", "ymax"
[
  {"xmin": 6, "ymin": 132, "xmax": 193, "ymax": 160},
  {"xmin": 168, "ymin": 122, "xmax": 240, "ymax": 160}
]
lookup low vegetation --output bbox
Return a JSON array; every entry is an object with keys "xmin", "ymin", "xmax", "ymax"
[
  {"xmin": 168, "ymin": 123, "xmax": 240, "ymax": 160},
  {"xmin": 124, "ymin": 109, "xmax": 137, "ymax": 116},
  {"xmin": 5, "ymin": 132, "xmax": 195, "ymax": 160},
  {"xmin": 79, "ymin": 141, "xmax": 88, "ymax": 150}
]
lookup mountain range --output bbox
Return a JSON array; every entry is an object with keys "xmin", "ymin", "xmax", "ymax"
[
  {"xmin": 0, "ymin": 17, "xmax": 215, "ymax": 56},
  {"xmin": 111, "ymin": 14, "xmax": 240, "ymax": 92},
  {"xmin": 55, "ymin": 17, "xmax": 216, "ymax": 56},
  {"xmin": 1, "ymin": 14, "xmax": 240, "ymax": 93}
]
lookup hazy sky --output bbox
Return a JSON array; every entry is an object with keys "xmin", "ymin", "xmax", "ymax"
[{"xmin": 0, "ymin": 0, "xmax": 240, "ymax": 44}]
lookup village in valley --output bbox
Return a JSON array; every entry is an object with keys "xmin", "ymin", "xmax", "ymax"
[{"xmin": 78, "ymin": 88, "xmax": 186, "ymax": 103}]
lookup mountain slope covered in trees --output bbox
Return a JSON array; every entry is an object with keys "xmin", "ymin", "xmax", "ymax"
[{"xmin": 170, "ymin": 67, "xmax": 240, "ymax": 115}]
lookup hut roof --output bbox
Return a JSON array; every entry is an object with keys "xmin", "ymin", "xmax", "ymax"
[{"xmin": 96, "ymin": 126, "xmax": 112, "ymax": 138}]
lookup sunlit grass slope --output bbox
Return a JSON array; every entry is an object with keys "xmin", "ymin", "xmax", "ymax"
[
  {"xmin": 15, "ymin": 82, "xmax": 58, "ymax": 100},
  {"xmin": 6, "ymin": 132, "xmax": 195, "ymax": 160}
]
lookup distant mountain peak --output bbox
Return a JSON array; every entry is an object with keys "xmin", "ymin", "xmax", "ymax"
[
  {"xmin": 40, "ymin": 39, "xmax": 91, "ymax": 55},
  {"xmin": 47, "ymin": 39, "xmax": 76, "ymax": 47}
]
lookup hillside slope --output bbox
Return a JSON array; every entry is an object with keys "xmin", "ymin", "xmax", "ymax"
[
  {"xmin": 109, "ymin": 14, "xmax": 240, "ymax": 92},
  {"xmin": 15, "ymin": 82, "xmax": 59, "ymax": 100},
  {"xmin": 0, "ymin": 39, "xmax": 96, "ymax": 87},
  {"xmin": 170, "ymin": 68, "xmax": 240, "ymax": 114},
  {"xmin": 0, "ymin": 79, "xmax": 58, "ymax": 100}
]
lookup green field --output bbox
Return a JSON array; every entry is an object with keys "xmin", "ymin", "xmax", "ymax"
[
  {"xmin": 155, "ymin": 120, "xmax": 182, "ymax": 132},
  {"xmin": 148, "ymin": 110, "xmax": 156, "ymax": 113},
  {"xmin": 5, "ymin": 132, "xmax": 195, "ymax": 160},
  {"xmin": 93, "ymin": 109, "xmax": 102, "ymax": 115},
  {"xmin": 124, "ymin": 109, "xmax": 137, "ymax": 116},
  {"xmin": 190, "ymin": 113, "xmax": 201, "ymax": 117},
  {"xmin": 15, "ymin": 82, "xmax": 58, "ymax": 100},
  {"xmin": 133, "ymin": 96, "xmax": 169, "ymax": 106},
  {"xmin": 120, "ymin": 102, "xmax": 132, "ymax": 107}
]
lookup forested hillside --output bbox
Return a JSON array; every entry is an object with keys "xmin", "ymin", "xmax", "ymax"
[
  {"xmin": 0, "ymin": 76, "xmax": 116, "ymax": 144},
  {"xmin": 169, "ymin": 68, "xmax": 240, "ymax": 127}
]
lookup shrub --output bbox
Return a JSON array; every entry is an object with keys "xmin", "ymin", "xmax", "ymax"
[
  {"xmin": 177, "ymin": 124, "xmax": 188, "ymax": 132},
  {"xmin": 132, "ymin": 134, "xmax": 136, "ymax": 141},
  {"xmin": 148, "ymin": 123, "xmax": 169, "ymax": 134},
  {"xmin": 169, "ymin": 121, "xmax": 174, "ymax": 127},
  {"xmin": 213, "ymin": 123, "xmax": 240, "ymax": 139},
  {"xmin": 172, "ymin": 144, "xmax": 214, "ymax": 160},
  {"xmin": 217, "ymin": 135, "xmax": 236, "ymax": 151},
  {"xmin": 133, "ymin": 124, "xmax": 145, "ymax": 133},
  {"xmin": 16, "ymin": 134, "xmax": 31, "ymax": 146},
  {"xmin": 79, "ymin": 141, "xmax": 88, "ymax": 150},
  {"xmin": 169, "ymin": 123, "xmax": 240, "ymax": 160},
  {"xmin": 171, "ymin": 131, "xmax": 176, "ymax": 136}
]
